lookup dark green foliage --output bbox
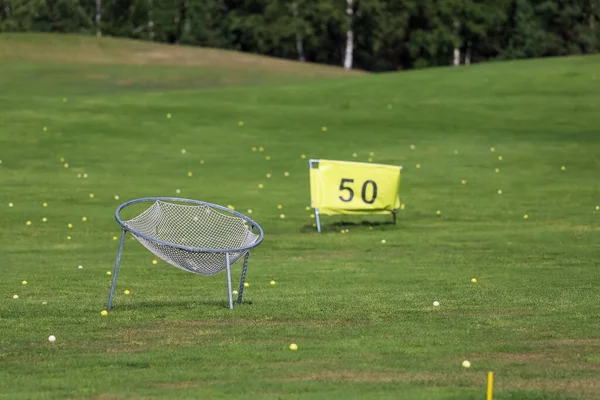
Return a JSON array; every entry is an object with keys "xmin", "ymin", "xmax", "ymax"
[{"xmin": 0, "ymin": 0, "xmax": 599, "ymax": 70}]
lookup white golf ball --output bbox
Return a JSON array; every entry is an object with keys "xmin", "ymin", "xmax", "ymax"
[
  {"xmin": 48, "ymin": 335, "xmax": 56, "ymax": 342},
  {"xmin": 12, "ymin": 294, "xmax": 18, "ymax": 299},
  {"xmin": 433, "ymin": 301, "xmax": 440, "ymax": 307},
  {"xmin": 78, "ymin": 265, "xmax": 83, "ymax": 269}
]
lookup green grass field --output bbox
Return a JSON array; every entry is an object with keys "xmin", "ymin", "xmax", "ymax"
[{"xmin": 1, "ymin": 33, "xmax": 600, "ymax": 400}]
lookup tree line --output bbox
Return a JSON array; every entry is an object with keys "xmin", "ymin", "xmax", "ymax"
[{"xmin": 1, "ymin": 0, "xmax": 599, "ymax": 71}]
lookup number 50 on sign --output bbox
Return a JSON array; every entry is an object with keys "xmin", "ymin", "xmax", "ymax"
[{"xmin": 309, "ymin": 159, "xmax": 402, "ymax": 232}]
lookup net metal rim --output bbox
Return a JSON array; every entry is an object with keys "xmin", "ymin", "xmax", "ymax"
[{"xmin": 115, "ymin": 197, "xmax": 264, "ymax": 254}]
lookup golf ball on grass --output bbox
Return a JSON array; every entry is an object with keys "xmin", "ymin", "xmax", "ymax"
[
  {"xmin": 124, "ymin": 290, "xmax": 130, "ymax": 295},
  {"xmin": 232, "ymin": 290, "xmax": 238, "ymax": 296},
  {"xmin": 101, "ymin": 310, "xmax": 108, "ymax": 316},
  {"xmin": 13, "ymin": 295, "xmax": 18, "ymax": 299},
  {"xmin": 462, "ymin": 360, "xmax": 471, "ymax": 368},
  {"xmin": 471, "ymin": 278, "xmax": 477, "ymax": 283},
  {"xmin": 48, "ymin": 335, "xmax": 56, "ymax": 342},
  {"xmin": 22, "ymin": 280, "xmax": 27, "ymax": 285},
  {"xmin": 289, "ymin": 343, "xmax": 298, "ymax": 351},
  {"xmin": 433, "ymin": 301, "xmax": 440, "ymax": 307},
  {"xmin": 244, "ymin": 282, "xmax": 249, "ymax": 288},
  {"xmin": 270, "ymin": 280, "xmax": 276, "ymax": 285}
]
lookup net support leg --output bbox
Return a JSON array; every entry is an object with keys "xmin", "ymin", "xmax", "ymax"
[
  {"xmin": 237, "ymin": 252, "xmax": 250, "ymax": 304},
  {"xmin": 315, "ymin": 208, "xmax": 322, "ymax": 233},
  {"xmin": 107, "ymin": 229, "xmax": 126, "ymax": 311},
  {"xmin": 226, "ymin": 253, "xmax": 233, "ymax": 310},
  {"xmin": 392, "ymin": 209, "xmax": 397, "ymax": 225}
]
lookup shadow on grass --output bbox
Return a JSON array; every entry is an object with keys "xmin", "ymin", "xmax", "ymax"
[
  {"xmin": 112, "ymin": 298, "xmax": 255, "ymax": 311},
  {"xmin": 301, "ymin": 220, "xmax": 397, "ymax": 233}
]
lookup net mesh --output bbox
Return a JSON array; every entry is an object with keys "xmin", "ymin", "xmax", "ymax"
[{"xmin": 124, "ymin": 200, "xmax": 259, "ymax": 276}]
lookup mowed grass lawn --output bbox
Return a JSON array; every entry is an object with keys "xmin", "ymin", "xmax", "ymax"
[{"xmin": 1, "ymin": 34, "xmax": 600, "ymax": 400}]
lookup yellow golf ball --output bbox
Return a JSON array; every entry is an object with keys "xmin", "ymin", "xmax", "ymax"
[
  {"xmin": 101, "ymin": 310, "xmax": 108, "ymax": 316},
  {"xmin": 106, "ymin": 271, "xmax": 112, "ymax": 275},
  {"xmin": 270, "ymin": 280, "xmax": 276, "ymax": 285},
  {"xmin": 244, "ymin": 282, "xmax": 250, "ymax": 288},
  {"xmin": 289, "ymin": 343, "xmax": 298, "ymax": 351},
  {"xmin": 152, "ymin": 260, "xmax": 158, "ymax": 265},
  {"xmin": 22, "ymin": 280, "xmax": 27, "ymax": 285},
  {"xmin": 124, "ymin": 290, "xmax": 130, "ymax": 295},
  {"xmin": 462, "ymin": 360, "xmax": 471, "ymax": 368},
  {"xmin": 471, "ymin": 278, "xmax": 477, "ymax": 283}
]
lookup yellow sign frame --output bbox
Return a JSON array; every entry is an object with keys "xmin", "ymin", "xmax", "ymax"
[{"xmin": 309, "ymin": 159, "xmax": 402, "ymax": 232}]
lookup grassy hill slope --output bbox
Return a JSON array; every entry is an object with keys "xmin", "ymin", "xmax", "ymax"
[
  {"xmin": 0, "ymin": 33, "xmax": 364, "ymax": 95},
  {"xmin": 1, "ymin": 34, "xmax": 600, "ymax": 400}
]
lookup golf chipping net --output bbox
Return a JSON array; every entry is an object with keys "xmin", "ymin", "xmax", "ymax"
[
  {"xmin": 125, "ymin": 200, "xmax": 260, "ymax": 275},
  {"xmin": 106, "ymin": 198, "xmax": 264, "ymax": 310}
]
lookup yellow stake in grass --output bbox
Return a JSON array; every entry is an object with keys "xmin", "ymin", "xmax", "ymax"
[{"xmin": 487, "ymin": 371, "xmax": 494, "ymax": 400}]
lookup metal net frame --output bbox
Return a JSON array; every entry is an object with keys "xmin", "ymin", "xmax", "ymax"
[{"xmin": 106, "ymin": 197, "xmax": 264, "ymax": 310}]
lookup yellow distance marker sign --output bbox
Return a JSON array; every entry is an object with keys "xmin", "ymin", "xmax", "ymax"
[{"xmin": 309, "ymin": 159, "xmax": 401, "ymax": 231}]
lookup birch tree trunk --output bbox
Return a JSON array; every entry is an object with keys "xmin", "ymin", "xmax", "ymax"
[
  {"xmin": 148, "ymin": 0, "xmax": 154, "ymax": 41},
  {"xmin": 343, "ymin": 0, "xmax": 354, "ymax": 69},
  {"xmin": 291, "ymin": 2, "xmax": 305, "ymax": 62},
  {"xmin": 95, "ymin": 0, "xmax": 101, "ymax": 37},
  {"xmin": 452, "ymin": 19, "xmax": 460, "ymax": 66}
]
